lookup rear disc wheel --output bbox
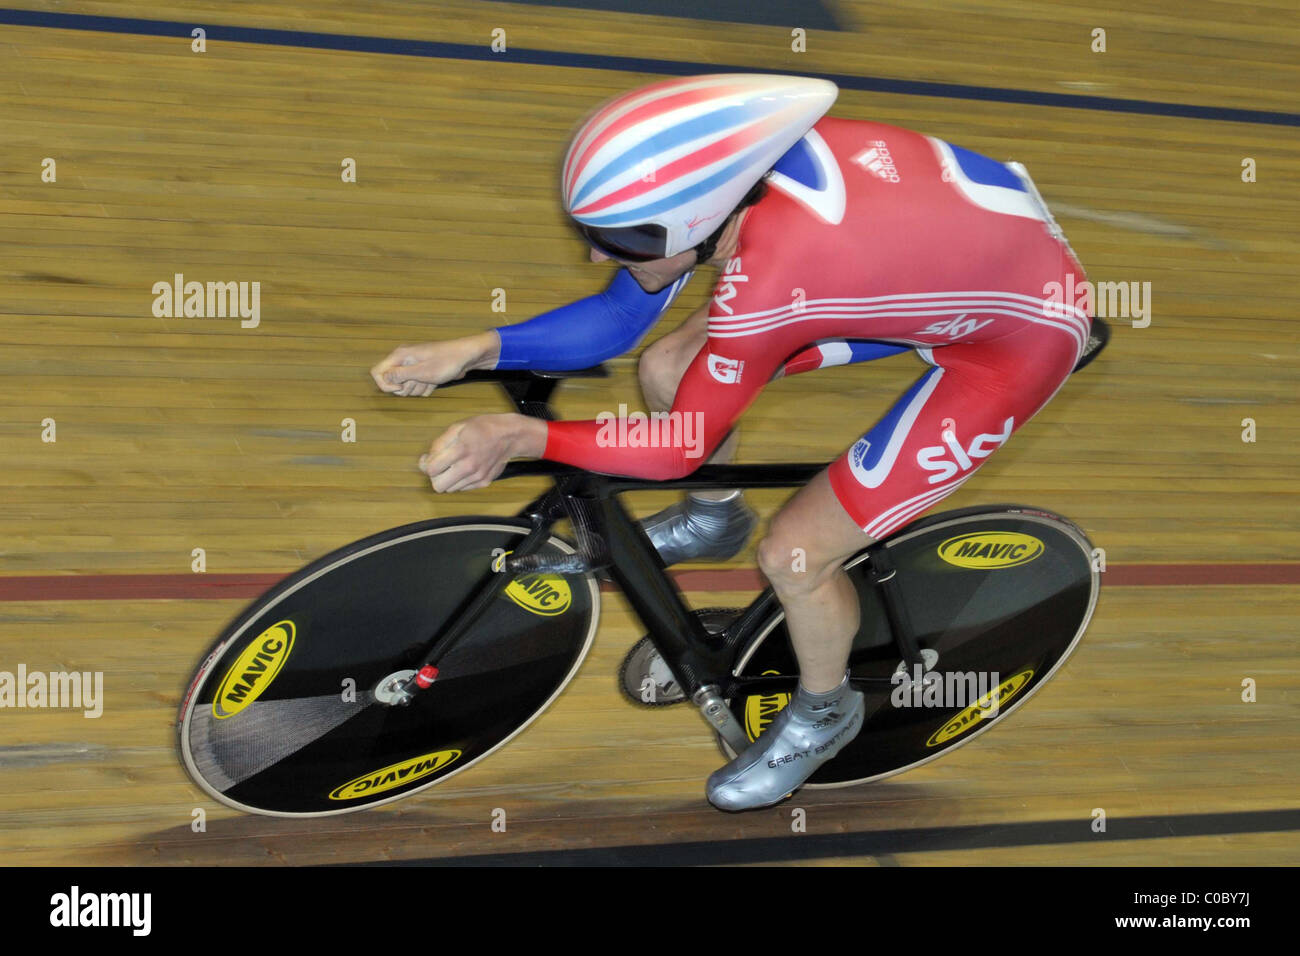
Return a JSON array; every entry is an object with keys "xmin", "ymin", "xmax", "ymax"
[{"xmin": 721, "ymin": 507, "xmax": 1099, "ymax": 787}]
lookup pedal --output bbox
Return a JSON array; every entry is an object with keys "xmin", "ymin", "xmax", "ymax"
[{"xmin": 619, "ymin": 607, "xmax": 742, "ymax": 707}]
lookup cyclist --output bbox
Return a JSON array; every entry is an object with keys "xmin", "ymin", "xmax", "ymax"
[{"xmin": 371, "ymin": 73, "xmax": 1091, "ymax": 811}]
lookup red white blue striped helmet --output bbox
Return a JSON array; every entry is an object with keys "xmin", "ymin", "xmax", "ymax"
[{"xmin": 562, "ymin": 74, "xmax": 838, "ymax": 261}]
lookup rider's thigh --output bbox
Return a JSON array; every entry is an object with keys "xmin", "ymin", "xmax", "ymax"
[
  {"xmin": 671, "ymin": 300, "xmax": 713, "ymax": 339},
  {"xmin": 827, "ymin": 320, "xmax": 1079, "ymax": 541},
  {"xmin": 642, "ymin": 302, "xmax": 710, "ymax": 368},
  {"xmin": 639, "ymin": 303, "xmax": 712, "ymax": 406}
]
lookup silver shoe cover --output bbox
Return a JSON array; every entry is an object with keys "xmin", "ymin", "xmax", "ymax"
[
  {"xmin": 640, "ymin": 492, "xmax": 757, "ymax": 567},
  {"xmin": 707, "ymin": 675, "xmax": 865, "ymax": 811}
]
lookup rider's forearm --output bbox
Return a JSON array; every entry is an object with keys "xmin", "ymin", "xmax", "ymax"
[
  {"xmin": 492, "ymin": 269, "xmax": 688, "ymax": 371},
  {"xmin": 540, "ymin": 413, "xmax": 738, "ymax": 481},
  {"xmin": 542, "ymin": 419, "xmax": 698, "ymax": 480},
  {"xmin": 537, "ymin": 344, "xmax": 767, "ymax": 479}
]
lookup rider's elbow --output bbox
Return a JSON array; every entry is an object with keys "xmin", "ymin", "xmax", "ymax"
[{"xmin": 644, "ymin": 451, "xmax": 697, "ymax": 482}]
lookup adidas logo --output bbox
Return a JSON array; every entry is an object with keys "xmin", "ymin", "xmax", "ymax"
[{"xmin": 852, "ymin": 140, "xmax": 900, "ymax": 183}]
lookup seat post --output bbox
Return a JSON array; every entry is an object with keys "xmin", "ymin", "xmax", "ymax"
[{"xmin": 867, "ymin": 545, "xmax": 926, "ymax": 670}]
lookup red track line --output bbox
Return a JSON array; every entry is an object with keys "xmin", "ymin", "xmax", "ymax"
[{"xmin": 0, "ymin": 564, "xmax": 1296, "ymax": 602}]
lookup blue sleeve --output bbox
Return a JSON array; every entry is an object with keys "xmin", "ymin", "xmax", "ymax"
[{"xmin": 493, "ymin": 268, "xmax": 692, "ymax": 370}]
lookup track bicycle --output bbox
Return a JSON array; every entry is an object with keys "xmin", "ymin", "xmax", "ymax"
[{"xmin": 178, "ymin": 322, "xmax": 1108, "ymax": 816}]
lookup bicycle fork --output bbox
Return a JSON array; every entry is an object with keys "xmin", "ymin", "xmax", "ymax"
[{"xmin": 384, "ymin": 516, "xmax": 558, "ymax": 705}]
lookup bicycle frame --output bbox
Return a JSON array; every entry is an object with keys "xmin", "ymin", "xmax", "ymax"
[
  {"xmin": 398, "ymin": 368, "xmax": 928, "ymax": 754},
  {"xmin": 180, "ymin": 337, "xmax": 1104, "ymax": 815}
]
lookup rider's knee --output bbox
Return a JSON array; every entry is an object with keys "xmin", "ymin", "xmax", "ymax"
[
  {"xmin": 759, "ymin": 509, "xmax": 853, "ymax": 595},
  {"xmin": 757, "ymin": 528, "xmax": 816, "ymax": 594}
]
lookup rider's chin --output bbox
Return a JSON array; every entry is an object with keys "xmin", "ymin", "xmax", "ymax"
[{"xmin": 628, "ymin": 272, "xmax": 660, "ymax": 293}]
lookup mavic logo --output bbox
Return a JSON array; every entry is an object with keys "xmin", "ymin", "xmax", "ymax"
[
  {"xmin": 916, "ymin": 417, "xmax": 1015, "ymax": 484},
  {"xmin": 852, "ymin": 140, "xmax": 900, "ymax": 183},
  {"xmin": 712, "ymin": 257, "xmax": 748, "ymax": 315},
  {"xmin": 919, "ymin": 314, "xmax": 993, "ymax": 339},
  {"xmin": 707, "ymin": 353, "xmax": 745, "ymax": 384}
]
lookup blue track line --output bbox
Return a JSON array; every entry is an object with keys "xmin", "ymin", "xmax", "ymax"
[{"xmin": 2, "ymin": 8, "xmax": 1297, "ymax": 127}]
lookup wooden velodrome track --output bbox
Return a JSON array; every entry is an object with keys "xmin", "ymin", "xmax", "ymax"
[{"xmin": 0, "ymin": 0, "xmax": 1296, "ymax": 867}]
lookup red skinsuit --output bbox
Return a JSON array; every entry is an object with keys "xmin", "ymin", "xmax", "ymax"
[{"xmin": 545, "ymin": 117, "xmax": 1091, "ymax": 539}]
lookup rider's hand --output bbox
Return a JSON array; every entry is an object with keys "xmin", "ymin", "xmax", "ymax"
[
  {"xmin": 420, "ymin": 414, "xmax": 548, "ymax": 493},
  {"xmin": 370, "ymin": 332, "xmax": 500, "ymax": 397}
]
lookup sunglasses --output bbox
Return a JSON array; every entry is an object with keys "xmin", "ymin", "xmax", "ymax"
[{"xmin": 574, "ymin": 221, "xmax": 669, "ymax": 263}]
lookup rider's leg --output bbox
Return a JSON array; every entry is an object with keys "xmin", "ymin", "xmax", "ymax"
[
  {"xmin": 637, "ymin": 305, "xmax": 755, "ymax": 564},
  {"xmin": 708, "ymin": 324, "xmax": 1082, "ymax": 810},
  {"xmin": 756, "ymin": 470, "xmax": 875, "ymax": 692},
  {"xmin": 706, "ymin": 473, "xmax": 870, "ymax": 811}
]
